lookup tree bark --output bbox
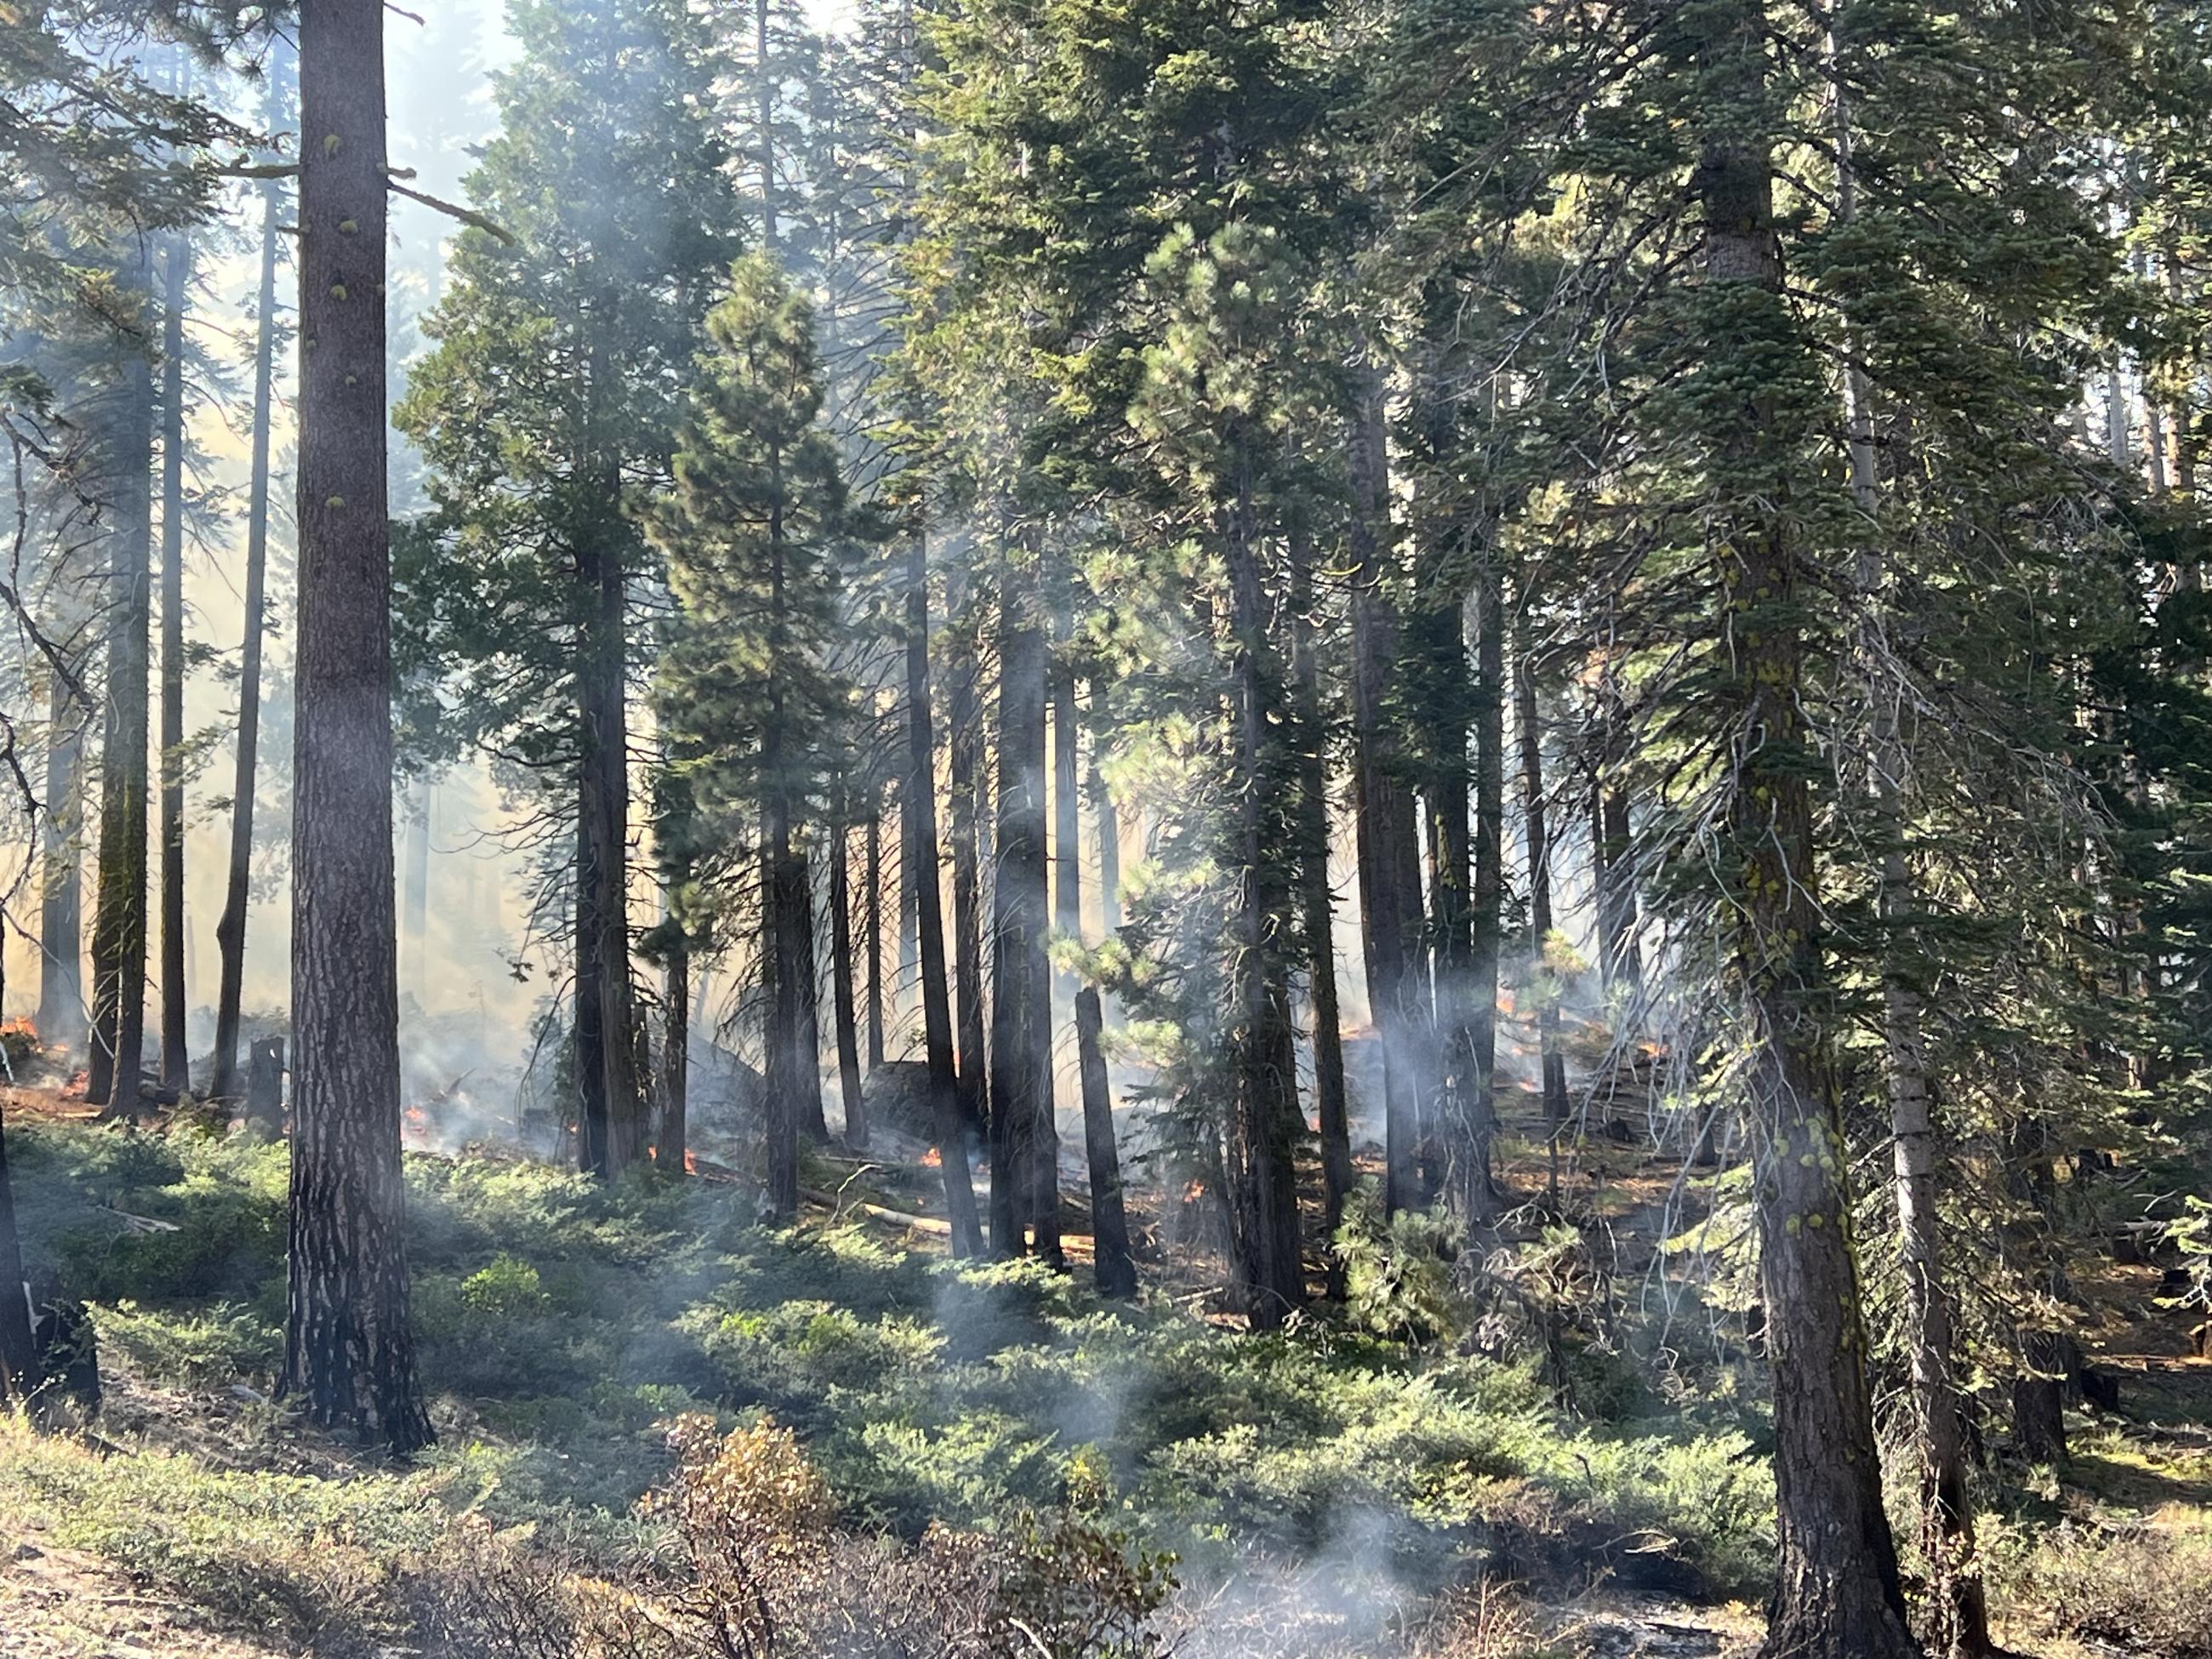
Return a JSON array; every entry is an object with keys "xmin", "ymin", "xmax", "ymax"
[
  {"xmin": 948, "ymin": 566, "xmax": 989, "ymax": 1130},
  {"xmin": 157, "ymin": 227, "xmax": 190, "ymax": 1093},
  {"xmin": 1089, "ymin": 688, "xmax": 1121, "ymax": 938},
  {"xmin": 1223, "ymin": 432, "xmax": 1303, "ymax": 1326},
  {"xmin": 88, "ymin": 255, "xmax": 153, "ymax": 1115},
  {"xmin": 1694, "ymin": 31, "xmax": 1918, "ymax": 1650},
  {"xmin": 905, "ymin": 536, "xmax": 982, "ymax": 1255},
  {"xmin": 0, "ymin": 1089, "xmax": 36, "ymax": 1405},
  {"xmin": 1075, "ymin": 987, "xmax": 1137, "ymax": 1297},
  {"xmin": 1291, "ymin": 518, "xmax": 1352, "ymax": 1297},
  {"xmin": 1347, "ymin": 367, "xmax": 1425, "ymax": 1219},
  {"xmin": 989, "ymin": 544, "xmax": 1054, "ymax": 1260},
  {"xmin": 831, "ymin": 812, "xmax": 867, "ymax": 1147},
  {"xmin": 282, "ymin": 0, "xmax": 432, "ymax": 1453},
  {"xmin": 209, "ymin": 85, "xmax": 284, "ymax": 1104},
  {"xmin": 1515, "ymin": 626, "xmax": 1570, "ymax": 1186},
  {"xmin": 37, "ymin": 658, "xmax": 87, "ymax": 1057},
  {"xmin": 864, "ymin": 796, "xmax": 885, "ymax": 1069},
  {"xmin": 797, "ymin": 843, "xmax": 829, "ymax": 1143},
  {"xmin": 661, "ymin": 935, "xmax": 688, "ymax": 1171}
]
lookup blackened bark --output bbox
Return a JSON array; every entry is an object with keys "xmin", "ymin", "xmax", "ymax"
[
  {"xmin": 831, "ymin": 814, "xmax": 867, "ymax": 1146},
  {"xmin": 210, "ymin": 96, "xmax": 284, "ymax": 1104},
  {"xmin": 157, "ymin": 228, "xmax": 189, "ymax": 1092},
  {"xmin": 989, "ymin": 546, "xmax": 1053, "ymax": 1259},
  {"xmin": 1514, "ymin": 630, "xmax": 1570, "ymax": 1174},
  {"xmin": 88, "ymin": 258, "xmax": 153, "ymax": 1115},
  {"xmin": 1694, "ymin": 36, "xmax": 1918, "ymax": 1650},
  {"xmin": 948, "ymin": 564, "xmax": 989, "ymax": 1129},
  {"xmin": 797, "ymin": 850, "xmax": 829, "ymax": 1143},
  {"xmin": 1223, "ymin": 434, "xmax": 1303, "ymax": 1326},
  {"xmin": 1347, "ymin": 370, "xmax": 1424, "ymax": 1217},
  {"xmin": 760, "ymin": 462, "xmax": 806, "ymax": 1220},
  {"xmin": 1291, "ymin": 520, "xmax": 1352, "ymax": 1297},
  {"xmin": 282, "ymin": 0, "xmax": 431, "ymax": 1453},
  {"xmin": 905, "ymin": 537, "xmax": 982, "ymax": 1254},
  {"xmin": 1075, "ymin": 987, "xmax": 1136, "ymax": 1297}
]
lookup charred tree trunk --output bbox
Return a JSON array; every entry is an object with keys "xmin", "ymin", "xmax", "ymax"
[
  {"xmin": 763, "ymin": 797, "xmax": 807, "ymax": 1220},
  {"xmin": 157, "ymin": 227, "xmax": 190, "ymax": 1093},
  {"xmin": 905, "ymin": 537, "xmax": 983, "ymax": 1255},
  {"xmin": 1075, "ymin": 986, "xmax": 1136, "ymax": 1297},
  {"xmin": 1696, "ymin": 35, "xmax": 1918, "ymax": 1652},
  {"xmin": 797, "ymin": 850, "xmax": 828, "ymax": 1143},
  {"xmin": 209, "ymin": 93, "xmax": 283, "ymax": 1105},
  {"xmin": 1348, "ymin": 368, "xmax": 1425, "ymax": 1219},
  {"xmin": 88, "ymin": 257, "xmax": 154, "ymax": 1115},
  {"xmin": 282, "ymin": 0, "xmax": 431, "ymax": 1453},
  {"xmin": 1291, "ymin": 519, "xmax": 1353, "ymax": 1297},
  {"xmin": 989, "ymin": 545, "xmax": 1053, "ymax": 1260},
  {"xmin": 1223, "ymin": 432, "xmax": 1303, "ymax": 1326}
]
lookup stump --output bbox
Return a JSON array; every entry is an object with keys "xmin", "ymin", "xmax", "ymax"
[{"xmin": 244, "ymin": 1037, "xmax": 285, "ymax": 1136}]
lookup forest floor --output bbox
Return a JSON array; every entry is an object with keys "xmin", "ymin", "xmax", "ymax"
[{"xmin": 2, "ymin": 1035, "xmax": 2210, "ymax": 1657}]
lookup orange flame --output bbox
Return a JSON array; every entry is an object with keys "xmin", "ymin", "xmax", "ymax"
[
  {"xmin": 921, "ymin": 1148, "xmax": 943, "ymax": 1168},
  {"xmin": 1182, "ymin": 1178, "xmax": 1207, "ymax": 1204},
  {"xmin": 684, "ymin": 1150, "xmax": 698, "ymax": 1174}
]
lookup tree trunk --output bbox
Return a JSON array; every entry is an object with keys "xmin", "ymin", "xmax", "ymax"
[
  {"xmin": 831, "ymin": 813, "xmax": 867, "ymax": 1147},
  {"xmin": 1291, "ymin": 519, "xmax": 1353, "ymax": 1297},
  {"xmin": 1515, "ymin": 627, "xmax": 1570, "ymax": 1188},
  {"xmin": 905, "ymin": 536, "xmax": 983, "ymax": 1255},
  {"xmin": 1052, "ymin": 578, "xmax": 1082, "ymax": 983},
  {"xmin": 661, "ymin": 938, "xmax": 688, "ymax": 1171},
  {"xmin": 245, "ymin": 1036, "xmax": 285, "ymax": 1137},
  {"xmin": 948, "ymin": 567, "xmax": 989, "ymax": 1130},
  {"xmin": 1223, "ymin": 433, "xmax": 1303, "ymax": 1326},
  {"xmin": 1347, "ymin": 367, "xmax": 1425, "ymax": 1219},
  {"xmin": 38, "ymin": 660, "xmax": 87, "ymax": 1057},
  {"xmin": 282, "ymin": 0, "xmax": 432, "ymax": 1453},
  {"xmin": 1089, "ymin": 689, "xmax": 1121, "ymax": 938},
  {"xmin": 1695, "ymin": 37, "xmax": 1918, "ymax": 1651},
  {"xmin": 797, "ymin": 846, "xmax": 829, "ymax": 1143},
  {"xmin": 88, "ymin": 259, "xmax": 153, "ymax": 1115},
  {"xmin": 0, "ymin": 1090, "xmax": 36, "ymax": 1405},
  {"xmin": 760, "ymin": 460, "xmax": 808, "ymax": 1219},
  {"xmin": 864, "ymin": 798, "xmax": 885, "ymax": 1069},
  {"xmin": 990, "ymin": 544, "xmax": 1054, "ymax": 1260},
  {"xmin": 575, "ymin": 466, "xmax": 642, "ymax": 1177},
  {"xmin": 209, "ymin": 95, "xmax": 284, "ymax": 1104},
  {"xmin": 1075, "ymin": 987, "xmax": 1136, "ymax": 1298},
  {"xmin": 157, "ymin": 227, "xmax": 190, "ymax": 1093}
]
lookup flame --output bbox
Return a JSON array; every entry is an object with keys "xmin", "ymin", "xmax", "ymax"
[
  {"xmin": 921, "ymin": 1148, "xmax": 943, "ymax": 1168},
  {"xmin": 1182, "ymin": 1178, "xmax": 1206, "ymax": 1204},
  {"xmin": 684, "ymin": 1150, "xmax": 698, "ymax": 1174},
  {"xmin": 402, "ymin": 1104, "xmax": 430, "ymax": 1138},
  {"xmin": 63, "ymin": 1069, "xmax": 89, "ymax": 1097}
]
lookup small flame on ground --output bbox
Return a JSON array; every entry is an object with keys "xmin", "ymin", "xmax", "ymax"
[
  {"xmin": 63, "ymin": 1069, "xmax": 89, "ymax": 1097},
  {"xmin": 402, "ymin": 1104, "xmax": 430, "ymax": 1137},
  {"xmin": 1182, "ymin": 1178, "xmax": 1206, "ymax": 1204},
  {"xmin": 684, "ymin": 1150, "xmax": 698, "ymax": 1174},
  {"xmin": 921, "ymin": 1148, "xmax": 943, "ymax": 1168}
]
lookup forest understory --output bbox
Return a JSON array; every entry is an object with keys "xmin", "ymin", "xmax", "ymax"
[{"xmin": 4, "ymin": 1012, "xmax": 2210, "ymax": 1659}]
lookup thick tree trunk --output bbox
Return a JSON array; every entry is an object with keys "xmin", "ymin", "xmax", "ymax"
[
  {"xmin": 1075, "ymin": 987, "xmax": 1137, "ymax": 1298},
  {"xmin": 1291, "ymin": 521, "xmax": 1353, "ymax": 1296},
  {"xmin": 282, "ymin": 0, "xmax": 432, "ymax": 1453},
  {"xmin": 948, "ymin": 569, "xmax": 989, "ymax": 1129},
  {"xmin": 989, "ymin": 545, "xmax": 1054, "ymax": 1260},
  {"xmin": 38, "ymin": 662, "xmax": 87, "ymax": 1056},
  {"xmin": 1052, "ymin": 580, "xmax": 1081, "ymax": 986},
  {"xmin": 831, "ymin": 814, "xmax": 867, "ymax": 1147},
  {"xmin": 797, "ymin": 847, "xmax": 829, "ymax": 1143},
  {"xmin": 1223, "ymin": 435, "xmax": 1303, "ymax": 1326},
  {"xmin": 1347, "ymin": 368, "xmax": 1425, "ymax": 1219},
  {"xmin": 209, "ymin": 117, "xmax": 283, "ymax": 1105},
  {"xmin": 88, "ymin": 265, "xmax": 153, "ymax": 1115},
  {"xmin": 905, "ymin": 537, "xmax": 982, "ymax": 1254},
  {"xmin": 763, "ymin": 801, "xmax": 807, "ymax": 1220},
  {"xmin": 157, "ymin": 228, "xmax": 189, "ymax": 1093},
  {"xmin": 575, "ymin": 482, "xmax": 643, "ymax": 1177},
  {"xmin": 1695, "ymin": 44, "xmax": 1918, "ymax": 1653},
  {"xmin": 1089, "ymin": 691, "xmax": 1121, "ymax": 938},
  {"xmin": 1515, "ymin": 630, "xmax": 1570, "ymax": 1181}
]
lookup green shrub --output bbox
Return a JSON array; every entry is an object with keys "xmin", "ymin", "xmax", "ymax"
[{"xmin": 94, "ymin": 1299, "xmax": 282, "ymax": 1388}]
